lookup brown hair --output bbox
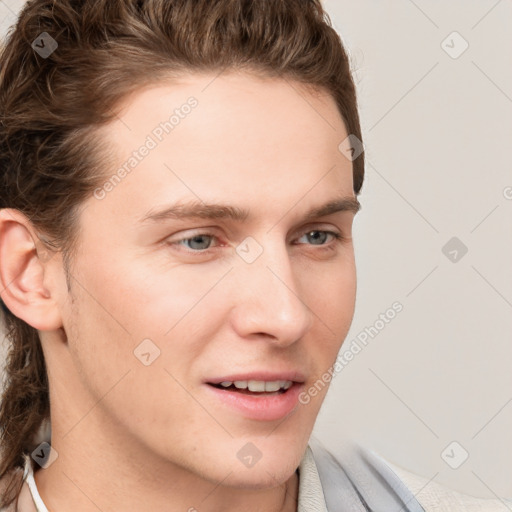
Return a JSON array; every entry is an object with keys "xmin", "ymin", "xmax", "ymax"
[{"xmin": 0, "ymin": 0, "xmax": 365, "ymax": 506}]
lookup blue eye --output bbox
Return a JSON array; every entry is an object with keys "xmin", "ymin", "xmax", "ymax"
[
  {"xmin": 296, "ymin": 230, "xmax": 343, "ymax": 246},
  {"xmin": 169, "ymin": 229, "xmax": 344, "ymax": 254},
  {"xmin": 176, "ymin": 234, "xmax": 216, "ymax": 251}
]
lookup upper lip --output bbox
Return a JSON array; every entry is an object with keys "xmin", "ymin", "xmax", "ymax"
[{"xmin": 206, "ymin": 370, "xmax": 306, "ymax": 385}]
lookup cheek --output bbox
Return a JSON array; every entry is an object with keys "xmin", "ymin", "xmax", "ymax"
[
  {"xmin": 66, "ymin": 252, "xmax": 216, "ymax": 389},
  {"xmin": 112, "ymin": 256, "xmax": 230, "ymax": 336},
  {"xmin": 304, "ymin": 259, "xmax": 356, "ymax": 375},
  {"xmin": 306, "ymin": 257, "xmax": 356, "ymax": 326},
  {"xmin": 64, "ymin": 265, "xmax": 210, "ymax": 448}
]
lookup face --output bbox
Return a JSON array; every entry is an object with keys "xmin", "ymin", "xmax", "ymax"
[{"xmin": 51, "ymin": 71, "xmax": 358, "ymax": 488}]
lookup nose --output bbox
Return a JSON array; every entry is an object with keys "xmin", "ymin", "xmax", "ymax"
[{"xmin": 228, "ymin": 239, "xmax": 314, "ymax": 347}]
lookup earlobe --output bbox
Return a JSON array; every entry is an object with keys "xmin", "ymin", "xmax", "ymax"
[{"xmin": 0, "ymin": 208, "xmax": 63, "ymax": 331}]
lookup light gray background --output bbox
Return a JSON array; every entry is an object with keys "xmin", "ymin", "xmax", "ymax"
[{"xmin": 1, "ymin": 0, "xmax": 511, "ymax": 500}]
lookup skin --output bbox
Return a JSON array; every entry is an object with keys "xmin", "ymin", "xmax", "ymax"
[{"xmin": 0, "ymin": 71, "xmax": 359, "ymax": 512}]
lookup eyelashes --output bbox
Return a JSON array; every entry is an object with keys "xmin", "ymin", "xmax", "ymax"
[{"xmin": 168, "ymin": 229, "xmax": 346, "ymax": 255}]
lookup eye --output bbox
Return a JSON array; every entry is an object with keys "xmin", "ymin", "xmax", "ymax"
[
  {"xmin": 295, "ymin": 230, "xmax": 344, "ymax": 247},
  {"xmin": 173, "ymin": 233, "xmax": 218, "ymax": 252},
  {"xmin": 167, "ymin": 229, "xmax": 345, "ymax": 254}
]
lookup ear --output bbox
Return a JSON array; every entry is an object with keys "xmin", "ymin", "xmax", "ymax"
[{"xmin": 0, "ymin": 208, "xmax": 63, "ymax": 331}]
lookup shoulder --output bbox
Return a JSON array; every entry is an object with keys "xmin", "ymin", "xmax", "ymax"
[
  {"xmin": 308, "ymin": 438, "xmax": 512, "ymax": 512},
  {"xmin": 385, "ymin": 460, "xmax": 512, "ymax": 512}
]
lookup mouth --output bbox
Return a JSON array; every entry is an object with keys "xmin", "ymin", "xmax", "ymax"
[
  {"xmin": 207, "ymin": 380, "xmax": 294, "ymax": 396},
  {"xmin": 203, "ymin": 374, "xmax": 305, "ymax": 421}
]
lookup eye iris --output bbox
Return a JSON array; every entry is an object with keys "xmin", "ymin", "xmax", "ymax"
[
  {"xmin": 307, "ymin": 230, "xmax": 327, "ymax": 245},
  {"xmin": 186, "ymin": 235, "xmax": 212, "ymax": 250},
  {"xmin": 179, "ymin": 231, "xmax": 334, "ymax": 251}
]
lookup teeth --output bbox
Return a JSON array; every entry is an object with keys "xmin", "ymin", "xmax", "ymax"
[
  {"xmin": 263, "ymin": 381, "xmax": 280, "ymax": 392},
  {"xmin": 225, "ymin": 380, "xmax": 293, "ymax": 392},
  {"xmin": 248, "ymin": 380, "xmax": 266, "ymax": 392}
]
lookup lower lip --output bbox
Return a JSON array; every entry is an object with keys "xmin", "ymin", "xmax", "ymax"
[{"xmin": 204, "ymin": 382, "xmax": 304, "ymax": 421}]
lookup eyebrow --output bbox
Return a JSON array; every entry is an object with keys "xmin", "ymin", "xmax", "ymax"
[{"xmin": 140, "ymin": 195, "xmax": 361, "ymax": 224}]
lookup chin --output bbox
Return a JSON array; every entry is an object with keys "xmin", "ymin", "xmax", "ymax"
[
  {"xmin": 221, "ymin": 460, "xmax": 298, "ymax": 490},
  {"xmin": 185, "ymin": 440, "xmax": 302, "ymax": 491},
  {"xmin": 233, "ymin": 441, "xmax": 304, "ymax": 488}
]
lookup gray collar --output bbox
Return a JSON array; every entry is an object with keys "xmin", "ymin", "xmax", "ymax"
[{"xmin": 308, "ymin": 437, "xmax": 426, "ymax": 512}]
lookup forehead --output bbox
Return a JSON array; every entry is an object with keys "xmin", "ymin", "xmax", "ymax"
[
  {"xmin": 88, "ymin": 72, "xmax": 354, "ymax": 226},
  {"xmin": 107, "ymin": 70, "xmax": 347, "ymax": 157}
]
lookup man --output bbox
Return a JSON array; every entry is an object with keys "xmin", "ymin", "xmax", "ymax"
[{"xmin": 0, "ymin": 1, "xmax": 509, "ymax": 511}]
